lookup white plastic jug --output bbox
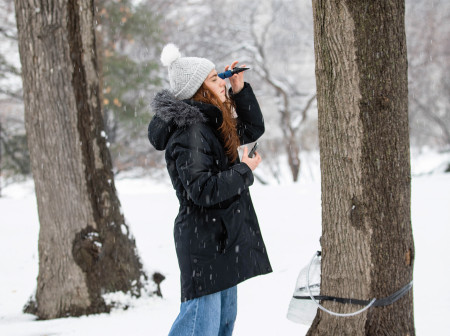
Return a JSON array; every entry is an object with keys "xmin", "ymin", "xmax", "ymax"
[{"xmin": 286, "ymin": 252, "xmax": 321, "ymax": 325}]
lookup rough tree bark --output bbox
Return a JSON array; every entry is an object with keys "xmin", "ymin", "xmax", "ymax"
[
  {"xmin": 308, "ymin": 0, "xmax": 415, "ymax": 335},
  {"xmin": 14, "ymin": 0, "xmax": 146, "ymax": 319}
]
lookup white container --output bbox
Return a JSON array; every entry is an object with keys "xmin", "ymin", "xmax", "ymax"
[{"xmin": 286, "ymin": 253, "xmax": 321, "ymax": 325}]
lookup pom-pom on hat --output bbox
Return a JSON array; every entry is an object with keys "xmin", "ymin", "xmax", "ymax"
[{"xmin": 160, "ymin": 43, "xmax": 215, "ymax": 100}]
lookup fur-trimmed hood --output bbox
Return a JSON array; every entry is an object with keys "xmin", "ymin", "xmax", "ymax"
[
  {"xmin": 151, "ymin": 90, "xmax": 207, "ymax": 127},
  {"xmin": 148, "ymin": 89, "xmax": 223, "ymax": 151}
]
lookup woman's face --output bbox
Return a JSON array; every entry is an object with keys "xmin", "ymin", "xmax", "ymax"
[{"xmin": 204, "ymin": 69, "xmax": 227, "ymax": 103}]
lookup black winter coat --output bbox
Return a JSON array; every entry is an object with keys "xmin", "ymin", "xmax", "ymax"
[{"xmin": 148, "ymin": 83, "xmax": 272, "ymax": 301}]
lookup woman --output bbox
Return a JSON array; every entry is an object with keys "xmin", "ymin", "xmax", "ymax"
[{"xmin": 148, "ymin": 44, "xmax": 272, "ymax": 335}]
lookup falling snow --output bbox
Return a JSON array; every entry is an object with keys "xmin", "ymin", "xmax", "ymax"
[
  {"xmin": 121, "ymin": 224, "xmax": 128, "ymax": 235},
  {"xmin": 0, "ymin": 151, "xmax": 449, "ymax": 335}
]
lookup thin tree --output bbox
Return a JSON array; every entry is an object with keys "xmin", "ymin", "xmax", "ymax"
[
  {"xmin": 14, "ymin": 0, "xmax": 146, "ymax": 319},
  {"xmin": 247, "ymin": 1, "xmax": 317, "ymax": 182},
  {"xmin": 308, "ymin": 0, "xmax": 415, "ymax": 334},
  {"xmin": 406, "ymin": 0, "xmax": 450, "ymax": 149},
  {"xmin": 173, "ymin": 0, "xmax": 318, "ymax": 182},
  {"xmin": 0, "ymin": 0, "xmax": 22, "ymax": 100}
]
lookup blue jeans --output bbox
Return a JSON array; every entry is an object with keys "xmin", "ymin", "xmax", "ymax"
[{"xmin": 168, "ymin": 286, "xmax": 237, "ymax": 336}]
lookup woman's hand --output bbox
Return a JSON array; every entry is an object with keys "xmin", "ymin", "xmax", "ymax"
[
  {"xmin": 241, "ymin": 145, "xmax": 261, "ymax": 171},
  {"xmin": 225, "ymin": 61, "xmax": 245, "ymax": 94}
]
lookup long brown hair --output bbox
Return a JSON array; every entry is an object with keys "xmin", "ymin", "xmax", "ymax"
[{"xmin": 192, "ymin": 84, "xmax": 240, "ymax": 162}]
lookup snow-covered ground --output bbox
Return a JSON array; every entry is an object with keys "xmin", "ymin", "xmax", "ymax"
[{"xmin": 0, "ymin": 152, "xmax": 449, "ymax": 335}]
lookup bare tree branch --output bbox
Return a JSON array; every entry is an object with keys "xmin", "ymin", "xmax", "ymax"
[
  {"xmin": 411, "ymin": 95, "xmax": 450, "ymax": 145},
  {"xmin": 0, "ymin": 88, "xmax": 23, "ymax": 101}
]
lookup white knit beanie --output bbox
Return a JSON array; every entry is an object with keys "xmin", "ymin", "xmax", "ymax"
[{"xmin": 160, "ymin": 43, "xmax": 215, "ymax": 100}]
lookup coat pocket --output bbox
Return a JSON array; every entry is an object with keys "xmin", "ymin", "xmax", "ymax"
[
  {"xmin": 219, "ymin": 201, "xmax": 245, "ymax": 252},
  {"xmin": 191, "ymin": 210, "xmax": 227, "ymax": 259}
]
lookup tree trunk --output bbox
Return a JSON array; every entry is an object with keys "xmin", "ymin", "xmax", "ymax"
[
  {"xmin": 285, "ymin": 135, "xmax": 300, "ymax": 182},
  {"xmin": 308, "ymin": 0, "xmax": 415, "ymax": 335},
  {"xmin": 14, "ymin": 0, "xmax": 146, "ymax": 319},
  {"xmin": 277, "ymin": 92, "xmax": 302, "ymax": 182}
]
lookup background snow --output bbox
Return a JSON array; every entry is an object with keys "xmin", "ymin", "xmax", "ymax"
[{"xmin": 0, "ymin": 152, "xmax": 449, "ymax": 335}]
